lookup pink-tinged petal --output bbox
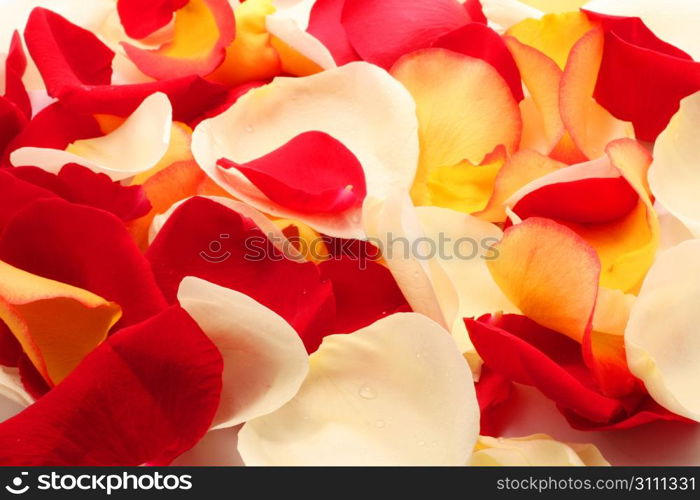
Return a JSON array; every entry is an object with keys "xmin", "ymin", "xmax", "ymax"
[
  {"xmin": 0, "ymin": 306, "xmax": 223, "ymax": 466},
  {"xmin": 117, "ymin": 0, "xmax": 189, "ymax": 39},
  {"xmin": 178, "ymin": 277, "xmax": 309, "ymax": 429},
  {"xmin": 341, "ymin": 0, "xmax": 472, "ymax": 69},
  {"xmin": 0, "ymin": 198, "xmax": 167, "ymax": 328},
  {"xmin": 433, "ymin": 23, "xmax": 523, "ymax": 101},
  {"xmin": 122, "ymin": 0, "xmax": 236, "ymax": 79},
  {"xmin": 217, "ymin": 131, "xmax": 366, "ymax": 215},
  {"xmin": 146, "ymin": 196, "xmax": 335, "ymax": 352},
  {"xmin": 308, "ymin": 0, "xmax": 360, "ymax": 65},
  {"xmin": 24, "ymin": 7, "xmax": 115, "ymax": 97}
]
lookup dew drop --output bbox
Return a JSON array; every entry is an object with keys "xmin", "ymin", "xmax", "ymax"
[
  {"xmin": 245, "ymin": 125, "xmax": 254, "ymax": 133},
  {"xmin": 418, "ymin": 440, "xmax": 426, "ymax": 447},
  {"xmin": 358, "ymin": 384, "xmax": 377, "ymax": 400},
  {"xmin": 375, "ymin": 420, "xmax": 386, "ymax": 428}
]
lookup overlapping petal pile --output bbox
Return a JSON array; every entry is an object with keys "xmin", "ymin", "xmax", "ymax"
[{"xmin": 0, "ymin": 0, "xmax": 698, "ymax": 466}]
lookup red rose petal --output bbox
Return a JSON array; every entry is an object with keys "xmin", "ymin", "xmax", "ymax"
[
  {"xmin": 433, "ymin": 23, "xmax": 523, "ymax": 101},
  {"xmin": 0, "ymin": 306, "xmax": 223, "ymax": 466},
  {"xmin": 308, "ymin": 0, "xmax": 360, "ymax": 66},
  {"xmin": 117, "ymin": 0, "xmax": 189, "ymax": 39},
  {"xmin": 512, "ymin": 177, "xmax": 639, "ymax": 225},
  {"xmin": 319, "ymin": 257, "xmax": 410, "ymax": 333},
  {"xmin": 217, "ymin": 131, "xmax": 366, "ymax": 215},
  {"xmin": 9, "ymin": 164, "xmax": 151, "ymax": 222},
  {"xmin": 475, "ymin": 365, "xmax": 513, "ymax": 437},
  {"xmin": 466, "ymin": 314, "xmax": 689, "ymax": 430},
  {"xmin": 0, "ymin": 170, "xmax": 58, "ymax": 231},
  {"xmin": 0, "ymin": 198, "xmax": 167, "ymax": 328},
  {"xmin": 466, "ymin": 314, "xmax": 623, "ymax": 424},
  {"xmin": 584, "ymin": 12, "xmax": 700, "ymax": 141},
  {"xmin": 341, "ymin": 0, "xmax": 472, "ymax": 69},
  {"xmin": 0, "ymin": 321, "xmax": 21, "ymax": 368},
  {"xmin": 24, "ymin": 8, "xmax": 115, "ymax": 97},
  {"xmin": 4, "ymin": 32, "xmax": 31, "ymax": 120},
  {"xmin": 146, "ymin": 196, "xmax": 335, "ymax": 352}
]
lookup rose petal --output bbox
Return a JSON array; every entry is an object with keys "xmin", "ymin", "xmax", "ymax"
[
  {"xmin": 471, "ymin": 434, "xmax": 609, "ymax": 466},
  {"xmin": 390, "ymin": 48, "xmax": 520, "ymax": 206},
  {"xmin": 318, "ymin": 257, "xmax": 410, "ymax": 334},
  {"xmin": 217, "ymin": 131, "xmax": 366, "ymax": 214},
  {"xmin": 0, "ymin": 260, "xmax": 121, "ymax": 386},
  {"xmin": 585, "ymin": 0, "xmax": 700, "ymax": 61},
  {"xmin": 146, "ymin": 196, "xmax": 335, "ymax": 352},
  {"xmin": 308, "ymin": 0, "xmax": 360, "ymax": 65},
  {"xmin": 10, "ymin": 92, "xmax": 172, "ymax": 181},
  {"xmin": 178, "ymin": 277, "xmax": 308, "ymax": 429},
  {"xmin": 487, "ymin": 217, "xmax": 600, "ymax": 342},
  {"xmin": 626, "ymin": 239, "xmax": 700, "ymax": 421},
  {"xmin": 238, "ymin": 313, "xmax": 479, "ymax": 465},
  {"xmin": 0, "ymin": 306, "xmax": 223, "ymax": 465},
  {"xmin": 122, "ymin": 0, "xmax": 235, "ymax": 79},
  {"xmin": 117, "ymin": 0, "xmax": 189, "ymax": 39},
  {"xmin": 192, "ymin": 61, "xmax": 419, "ymax": 238},
  {"xmin": 649, "ymin": 91, "xmax": 700, "ymax": 238},
  {"xmin": 0, "ymin": 198, "xmax": 167, "ymax": 328},
  {"xmin": 341, "ymin": 0, "xmax": 472, "ymax": 69}
]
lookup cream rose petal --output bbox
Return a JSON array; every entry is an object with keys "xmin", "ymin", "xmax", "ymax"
[
  {"xmin": 191, "ymin": 62, "xmax": 419, "ymax": 238},
  {"xmin": 585, "ymin": 0, "xmax": 700, "ymax": 61},
  {"xmin": 470, "ymin": 434, "xmax": 610, "ymax": 466},
  {"xmin": 238, "ymin": 313, "xmax": 479, "ymax": 466},
  {"xmin": 177, "ymin": 277, "xmax": 309, "ymax": 429},
  {"xmin": 625, "ymin": 239, "xmax": 700, "ymax": 421},
  {"xmin": 10, "ymin": 92, "xmax": 172, "ymax": 181},
  {"xmin": 649, "ymin": 92, "xmax": 700, "ymax": 238},
  {"xmin": 0, "ymin": 366, "xmax": 33, "ymax": 411},
  {"xmin": 265, "ymin": 0, "xmax": 337, "ymax": 70}
]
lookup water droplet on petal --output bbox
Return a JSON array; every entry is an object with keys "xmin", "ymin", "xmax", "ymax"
[
  {"xmin": 375, "ymin": 420, "xmax": 386, "ymax": 428},
  {"xmin": 358, "ymin": 384, "xmax": 377, "ymax": 400},
  {"xmin": 245, "ymin": 125, "xmax": 254, "ymax": 133}
]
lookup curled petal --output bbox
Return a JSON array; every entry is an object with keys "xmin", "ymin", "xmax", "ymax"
[
  {"xmin": 217, "ymin": 131, "xmax": 366, "ymax": 214},
  {"xmin": 178, "ymin": 277, "xmax": 309, "ymax": 429},
  {"xmin": 0, "ymin": 261, "xmax": 120, "ymax": 386},
  {"xmin": 238, "ymin": 313, "xmax": 479, "ymax": 465},
  {"xmin": 11, "ymin": 93, "xmax": 173, "ymax": 181},
  {"xmin": 192, "ymin": 62, "xmax": 419, "ymax": 238},
  {"xmin": 626, "ymin": 240, "xmax": 700, "ymax": 421},
  {"xmin": 122, "ymin": 0, "xmax": 236, "ymax": 79},
  {"xmin": 307, "ymin": 0, "xmax": 359, "ymax": 66},
  {"xmin": 117, "ymin": 0, "xmax": 189, "ymax": 39},
  {"xmin": 585, "ymin": 0, "xmax": 700, "ymax": 61},
  {"xmin": 0, "ymin": 306, "xmax": 223, "ymax": 466}
]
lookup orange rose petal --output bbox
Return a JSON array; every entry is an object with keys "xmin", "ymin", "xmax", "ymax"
[
  {"xmin": 390, "ymin": 48, "xmax": 521, "ymax": 206},
  {"xmin": 132, "ymin": 121, "xmax": 194, "ymax": 184},
  {"xmin": 426, "ymin": 145, "xmax": 507, "ymax": 214},
  {"xmin": 128, "ymin": 160, "xmax": 231, "ymax": 249},
  {"xmin": 0, "ymin": 261, "xmax": 121, "ymax": 385},
  {"xmin": 560, "ymin": 27, "xmax": 634, "ymax": 160},
  {"xmin": 207, "ymin": 0, "xmax": 282, "ymax": 86},
  {"xmin": 586, "ymin": 287, "xmax": 639, "ymax": 398},
  {"xmin": 122, "ymin": 0, "xmax": 236, "ymax": 79},
  {"xmin": 505, "ymin": 36, "xmax": 564, "ymax": 154},
  {"xmin": 506, "ymin": 11, "xmax": 595, "ymax": 70},
  {"xmin": 487, "ymin": 217, "xmax": 601, "ymax": 342},
  {"xmin": 476, "ymin": 149, "xmax": 565, "ymax": 223},
  {"xmin": 272, "ymin": 218, "xmax": 330, "ymax": 263}
]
